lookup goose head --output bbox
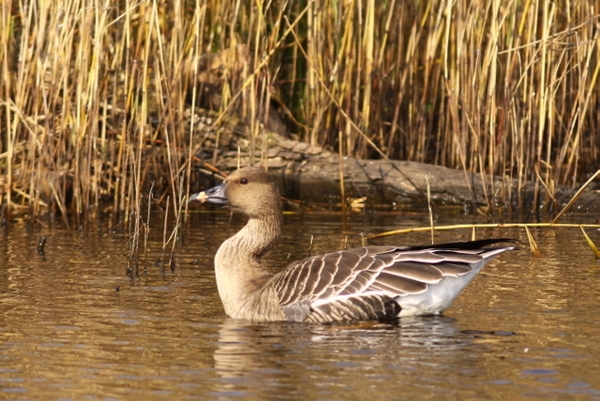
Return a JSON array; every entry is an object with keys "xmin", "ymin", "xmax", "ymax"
[{"xmin": 189, "ymin": 167, "xmax": 282, "ymax": 219}]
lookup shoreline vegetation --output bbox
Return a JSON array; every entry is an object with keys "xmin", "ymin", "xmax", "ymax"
[{"xmin": 1, "ymin": 1, "xmax": 599, "ymax": 229}]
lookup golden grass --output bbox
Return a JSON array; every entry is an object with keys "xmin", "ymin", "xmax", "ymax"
[
  {"xmin": 368, "ymin": 222, "xmax": 600, "ymax": 257},
  {"xmin": 0, "ymin": 0, "xmax": 598, "ymax": 226},
  {"xmin": 367, "ymin": 222, "xmax": 600, "ymax": 240}
]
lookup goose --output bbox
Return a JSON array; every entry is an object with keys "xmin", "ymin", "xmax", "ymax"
[{"xmin": 189, "ymin": 166, "xmax": 514, "ymax": 323}]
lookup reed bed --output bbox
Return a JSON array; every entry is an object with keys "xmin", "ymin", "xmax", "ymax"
[{"xmin": 0, "ymin": 0, "xmax": 598, "ymax": 227}]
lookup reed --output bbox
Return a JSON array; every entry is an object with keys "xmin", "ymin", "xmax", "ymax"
[{"xmin": 0, "ymin": 0, "xmax": 598, "ymax": 227}]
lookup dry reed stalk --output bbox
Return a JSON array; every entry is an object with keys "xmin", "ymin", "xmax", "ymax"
[
  {"xmin": 580, "ymin": 227, "xmax": 600, "ymax": 258},
  {"xmin": 0, "ymin": 1, "xmax": 10, "ymax": 219},
  {"xmin": 425, "ymin": 175, "xmax": 434, "ymax": 244},
  {"xmin": 183, "ymin": 2, "xmax": 205, "ymax": 226},
  {"xmin": 552, "ymin": 169, "xmax": 600, "ymax": 224},
  {"xmin": 168, "ymin": 174, "xmax": 187, "ymax": 272},
  {"xmin": 338, "ymin": 130, "xmax": 346, "ymax": 216},
  {"xmin": 368, "ymin": 222, "xmax": 600, "ymax": 240},
  {"xmin": 161, "ymin": 196, "xmax": 170, "ymax": 272},
  {"xmin": 0, "ymin": 0, "xmax": 598, "ymax": 227},
  {"xmin": 370, "ymin": 221, "xmax": 600, "ymax": 257},
  {"xmin": 143, "ymin": 183, "xmax": 154, "ymax": 274},
  {"xmin": 524, "ymin": 225, "xmax": 542, "ymax": 257}
]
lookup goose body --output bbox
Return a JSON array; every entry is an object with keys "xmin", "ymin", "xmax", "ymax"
[{"xmin": 190, "ymin": 167, "xmax": 514, "ymax": 323}]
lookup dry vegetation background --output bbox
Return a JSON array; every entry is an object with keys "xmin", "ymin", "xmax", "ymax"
[{"xmin": 0, "ymin": 0, "xmax": 599, "ymax": 225}]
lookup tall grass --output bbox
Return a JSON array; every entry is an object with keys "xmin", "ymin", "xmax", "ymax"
[{"xmin": 0, "ymin": 0, "xmax": 598, "ymax": 224}]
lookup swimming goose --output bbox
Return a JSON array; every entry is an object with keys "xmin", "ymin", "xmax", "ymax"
[{"xmin": 190, "ymin": 166, "xmax": 514, "ymax": 323}]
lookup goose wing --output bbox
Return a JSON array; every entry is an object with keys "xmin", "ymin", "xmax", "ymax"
[{"xmin": 268, "ymin": 239, "xmax": 514, "ymax": 322}]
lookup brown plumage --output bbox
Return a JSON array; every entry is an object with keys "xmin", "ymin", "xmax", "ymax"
[{"xmin": 190, "ymin": 167, "xmax": 514, "ymax": 323}]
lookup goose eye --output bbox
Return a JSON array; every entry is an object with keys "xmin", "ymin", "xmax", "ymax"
[{"xmin": 240, "ymin": 178, "xmax": 249, "ymax": 185}]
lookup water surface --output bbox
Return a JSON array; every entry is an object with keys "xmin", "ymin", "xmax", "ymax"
[{"xmin": 1, "ymin": 211, "xmax": 600, "ymax": 400}]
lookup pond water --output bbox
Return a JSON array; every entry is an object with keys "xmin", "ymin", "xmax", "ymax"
[{"xmin": 1, "ymin": 210, "xmax": 600, "ymax": 400}]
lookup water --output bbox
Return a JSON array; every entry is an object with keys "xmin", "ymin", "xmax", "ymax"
[{"xmin": 1, "ymin": 211, "xmax": 600, "ymax": 400}]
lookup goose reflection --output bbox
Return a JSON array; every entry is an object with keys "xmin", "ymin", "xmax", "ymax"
[{"xmin": 212, "ymin": 316, "xmax": 485, "ymax": 397}]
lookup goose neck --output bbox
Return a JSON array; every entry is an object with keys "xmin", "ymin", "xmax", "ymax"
[{"xmin": 228, "ymin": 213, "xmax": 282, "ymax": 259}]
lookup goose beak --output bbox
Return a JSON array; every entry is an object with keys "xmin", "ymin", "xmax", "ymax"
[
  {"xmin": 189, "ymin": 182, "xmax": 228, "ymax": 206},
  {"xmin": 188, "ymin": 191, "xmax": 208, "ymax": 203}
]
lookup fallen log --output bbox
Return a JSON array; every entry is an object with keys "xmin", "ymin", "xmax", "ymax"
[{"xmin": 195, "ymin": 131, "xmax": 599, "ymax": 214}]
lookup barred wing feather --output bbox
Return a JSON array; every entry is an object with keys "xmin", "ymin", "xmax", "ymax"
[{"xmin": 268, "ymin": 239, "xmax": 514, "ymax": 323}]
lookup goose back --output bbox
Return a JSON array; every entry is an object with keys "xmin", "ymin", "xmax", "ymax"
[{"xmin": 267, "ymin": 240, "xmax": 512, "ymax": 323}]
